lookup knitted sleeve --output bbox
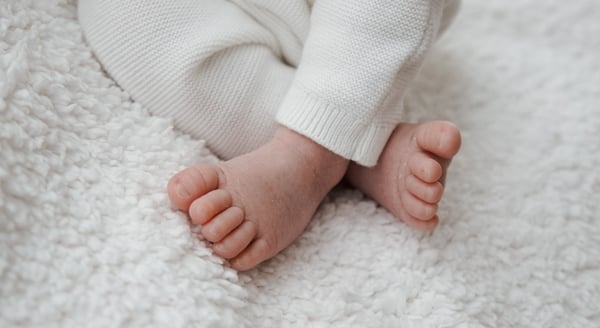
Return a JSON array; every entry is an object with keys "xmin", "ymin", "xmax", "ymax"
[{"xmin": 276, "ymin": 0, "xmax": 446, "ymax": 166}]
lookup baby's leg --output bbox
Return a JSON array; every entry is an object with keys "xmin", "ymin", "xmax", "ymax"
[
  {"xmin": 346, "ymin": 0, "xmax": 463, "ymax": 230},
  {"xmin": 145, "ymin": 10, "xmax": 348, "ymax": 268},
  {"xmin": 81, "ymin": 0, "xmax": 339, "ymax": 270},
  {"xmin": 79, "ymin": 0, "xmax": 295, "ymax": 159},
  {"xmin": 80, "ymin": 0, "xmax": 463, "ymax": 270}
]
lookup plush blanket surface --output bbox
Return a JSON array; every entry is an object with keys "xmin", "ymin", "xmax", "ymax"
[{"xmin": 1, "ymin": 1, "xmax": 599, "ymax": 327}]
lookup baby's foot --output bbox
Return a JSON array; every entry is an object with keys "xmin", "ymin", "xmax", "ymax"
[
  {"xmin": 168, "ymin": 127, "xmax": 348, "ymax": 270},
  {"xmin": 346, "ymin": 121, "xmax": 461, "ymax": 230}
]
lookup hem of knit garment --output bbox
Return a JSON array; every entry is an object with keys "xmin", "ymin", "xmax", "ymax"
[{"xmin": 276, "ymin": 85, "xmax": 399, "ymax": 167}]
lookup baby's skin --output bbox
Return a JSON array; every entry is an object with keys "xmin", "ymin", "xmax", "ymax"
[{"xmin": 168, "ymin": 121, "xmax": 461, "ymax": 270}]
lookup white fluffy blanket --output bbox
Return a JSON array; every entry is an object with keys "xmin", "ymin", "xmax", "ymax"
[{"xmin": 1, "ymin": 1, "xmax": 599, "ymax": 327}]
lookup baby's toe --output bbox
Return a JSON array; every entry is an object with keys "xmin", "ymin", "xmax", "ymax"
[
  {"xmin": 415, "ymin": 121, "xmax": 462, "ymax": 159},
  {"xmin": 212, "ymin": 220, "xmax": 257, "ymax": 259},
  {"xmin": 401, "ymin": 190, "xmax": 438, "ymax": 221},
  {"xmin": 167, "ymin": 165, "xmax": 221, "ymax": 210},
  {"xmin": 189, "ymin": 189, "xmax": 232, "ymax": 225},
  {"xmin": 201, "ymin": 206, "xmax": 244, "ymax": 243},
  {"xmin": 230, "ymin": 238, "xmax": 271, "ymax": 271},
  {"xmin": 405, "ymin": 215, "xmax": 439, "ymax": 231},
  {"xmin": 405, "ymin": 174, "xmax": 444, "ymax": 204},
  {"xmin": 408, "ymin": 153, "xmax": 443, "ymax": 183}
]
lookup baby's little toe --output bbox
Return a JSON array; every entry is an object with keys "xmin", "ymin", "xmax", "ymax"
[
  {"xmin": 201, "ymin": 206, "xmax": 244, "ymax": 243},
  {"xmin": 230, "ymin": 238, "xmax": 272, "ymax": 271},
  {"xmin": 405, "ymin": 215, "xmax": 439, "ymax": 231},
  {"xmin": 189, "ymin": 189, "xmax": 232, "ymax": 225},
  {"xmin": 167, "ymin": 165, "xmax": 221, "ymax": 210},
  {"xmin": 405, "ymin": 175, "xmax": 444, "ymax": 204},
  {"xmin": 401, "ymin": 190, "xmax": 438, "ymax": 221},
  {"xmin": 213, "ymin": 220, "xmax": 257, "ymax": 259}
]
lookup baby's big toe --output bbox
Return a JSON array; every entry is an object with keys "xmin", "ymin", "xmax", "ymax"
[
  {"xmin": 416, "ymin": 121, "xmax": 462, "ymax": 160},
  {"xmin": 167, "ymin": 165, "xmax": 221, "ymax": 210}
]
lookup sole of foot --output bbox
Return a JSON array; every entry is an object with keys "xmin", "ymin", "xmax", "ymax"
[{"xmin": 346, "ymin": 121, "xmax": 461, "ymax": 231}]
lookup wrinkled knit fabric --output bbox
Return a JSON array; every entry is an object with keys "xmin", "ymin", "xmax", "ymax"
[{"xmin": 78, "ymin": 0, "xmax": 459, "ymax": 166}]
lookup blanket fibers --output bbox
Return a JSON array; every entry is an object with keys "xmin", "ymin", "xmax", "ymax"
[{"xmin": 1, "ymin": 0, "xmax": 599, "ymax": 327}]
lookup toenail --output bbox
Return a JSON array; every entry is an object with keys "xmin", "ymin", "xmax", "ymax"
[{"xmin": 175, "ymin": 183, "xmax": 190, "ymax": 199}]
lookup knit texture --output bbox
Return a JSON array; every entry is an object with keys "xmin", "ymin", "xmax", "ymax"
[
  {"xmin": 78, "ymin": 0, "xmax": 454, "ymax": 166},
  {"xmin": 276, "ymin": 0, "xmax": 445, "ymax": 164}
]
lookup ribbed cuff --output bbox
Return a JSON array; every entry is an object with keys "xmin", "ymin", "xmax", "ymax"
[{"xmin": 276, "ymin": 85, "xmax": 398, "ymax": 167}]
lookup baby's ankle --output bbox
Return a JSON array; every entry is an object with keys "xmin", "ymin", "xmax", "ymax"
[{"xmin": 271, "ymin": 126, "xmax": 349, "ymax": 186}]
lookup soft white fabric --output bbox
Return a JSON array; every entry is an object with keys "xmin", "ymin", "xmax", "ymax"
[
  {"xmin": 1, "ymin": 1, "xmax": 599, "ymax": 327},
  {"xmin": 78, "ymin": 0, "xmax": 456, "ymax": 166}
]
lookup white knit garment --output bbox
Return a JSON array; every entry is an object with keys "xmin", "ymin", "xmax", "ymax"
[{"xmin": 78, "ymin": 0, "xmax": 457, "ymax": 166}]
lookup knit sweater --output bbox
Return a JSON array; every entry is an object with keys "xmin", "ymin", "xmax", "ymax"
[{"xmin": 78, "ymin": 0, "xmax": 458, "ymax": 166}]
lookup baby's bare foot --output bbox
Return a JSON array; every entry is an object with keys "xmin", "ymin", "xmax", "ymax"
[
  {"xmin": 346, "ymin": 121, "xmax": 461, "ymax": 230},
  {"xmin": 167, "ymin": 127, "xmax": 348, "ymax": 270}
]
